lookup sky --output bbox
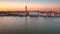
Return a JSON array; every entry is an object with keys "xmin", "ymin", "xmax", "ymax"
[{"xmin": 0, "ymin": 0, "xmax": 60, "ymax": 12}]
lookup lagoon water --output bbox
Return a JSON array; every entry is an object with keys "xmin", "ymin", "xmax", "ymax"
[{"xmin": 0, "ymin": 16, "xmax": 60, "ymax": 34}]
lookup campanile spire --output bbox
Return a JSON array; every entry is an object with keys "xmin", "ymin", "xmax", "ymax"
[{"xmin": 25, "ymin": 5, "xmax": 29, "ymax": 16}]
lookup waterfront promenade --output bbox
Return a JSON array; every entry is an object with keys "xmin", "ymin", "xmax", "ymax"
[{"xmin": 0, "ymin": 11, "xmax": 60, "ymax": 17}]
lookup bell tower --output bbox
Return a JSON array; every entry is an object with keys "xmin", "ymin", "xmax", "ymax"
[{"xmin": 25, "ymin": 5, "xmax": 29, "ymax": 16}]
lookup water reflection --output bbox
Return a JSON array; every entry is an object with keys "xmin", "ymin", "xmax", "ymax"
[{"xmin": 0, "ymin": 16, "xmax": 60, "ymax": 34}]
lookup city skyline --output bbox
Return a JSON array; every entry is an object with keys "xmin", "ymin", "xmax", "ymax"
[{"xmin": 0, "ymin": 0, "xmax": 60, "ymax": 12}]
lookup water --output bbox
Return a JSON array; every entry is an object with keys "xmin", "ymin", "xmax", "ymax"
[{"xmin": 0, "ymin": 16, "xmax": 60, "ymax": 34}]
